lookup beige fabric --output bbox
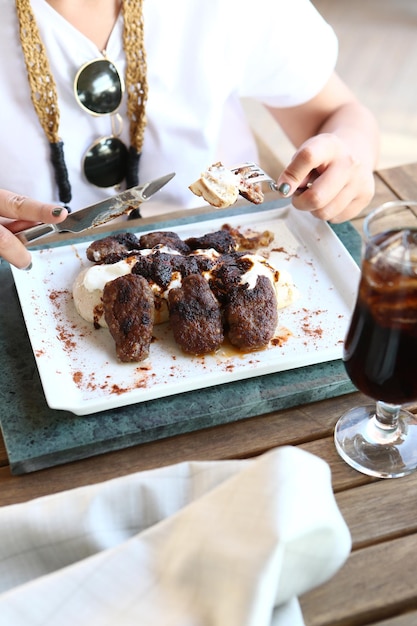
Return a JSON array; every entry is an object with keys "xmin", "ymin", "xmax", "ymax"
[{"xmin": 0, "ymin": 446, "xmax": 351, "ymax": 625}]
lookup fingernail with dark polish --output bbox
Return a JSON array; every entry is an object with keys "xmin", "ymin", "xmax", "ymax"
[
  {"xmin": 22, "ymin": 262, "xmax": 32, "ymax": 271},
  {"xmin": 52, "ymin": 207, "xmax": 64, "ymax": 216},
  {"xmin": 278, "ymin": 183, "xmax": 291, "ymax": 196}
]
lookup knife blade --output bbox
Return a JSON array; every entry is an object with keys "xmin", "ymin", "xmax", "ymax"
[{"xmin": 17, "ymin": 172, "xmax": 176, "ymax": 245}]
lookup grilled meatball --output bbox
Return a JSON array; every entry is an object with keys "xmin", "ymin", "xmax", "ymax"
[
  {"xmin": 139, "ymin": 231, "xmax": 191, "ymax": 254},
  {"xmin": 208, "ymin": 252, "xmax": 253, "ymax": 305},
  {"xmin": 103, "ymin": 274, "xmax": 155, "ymax": 362},
  {"xmin": 86, "ymin": 233, "xmax": 141, "ymax": 264},
  {"xmin": 185, "ymin": 229, "xmax": 237, "ymax": 254},
  {"xmin": 168, "ymin": 274, "xmax": 224, "ymax": 355},
  {"xmin": 132, "ymin": 251, "xmax": 200, "ymax": 290},
  {"xmin": 225, "ymin": 275, "xmax": 278, "ymax": 350}
]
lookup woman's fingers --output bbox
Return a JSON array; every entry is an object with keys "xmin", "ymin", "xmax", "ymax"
[
  {"xmin": 0, "ymin": 190, "xmax": 68, "ymax": 269},
  {"xmin": 275, "ymin": 135, "xmax": 374, "ymax": 222},
  {"xmin": 0, "ymin": 224, "xmax": 32, "ymax": 269},
  {"xmin": 0, "ymin": 190, "xmax": 66, "ymax": 222}
]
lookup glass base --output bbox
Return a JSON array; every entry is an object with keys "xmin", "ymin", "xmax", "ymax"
[{"xmin": 334, "ymin": 404, "xmax": 417, "ymax": 478}]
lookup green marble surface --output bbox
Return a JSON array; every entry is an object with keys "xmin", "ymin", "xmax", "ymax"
[{"xmin": 0, "ymin": 202, "xmax": 361, "ymax": 474}]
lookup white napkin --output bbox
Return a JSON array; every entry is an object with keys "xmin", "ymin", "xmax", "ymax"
[{"xmin": 0, "ymin": 446, "xmax": 351, "ymax": 625}]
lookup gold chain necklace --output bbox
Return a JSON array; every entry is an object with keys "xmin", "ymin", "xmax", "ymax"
[{"xmin": 15, "ymin": 0, "xmax": 148, "ymax": 207}]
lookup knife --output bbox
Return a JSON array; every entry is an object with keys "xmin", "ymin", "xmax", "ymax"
[{"xmin": 17, "ymin": 172, "xmax": 176, "ymax": 245}]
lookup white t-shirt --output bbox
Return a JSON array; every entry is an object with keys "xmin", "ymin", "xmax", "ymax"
[{"xmin": 0, "ymin": 0, "xmax": 338, "ymax": 213}]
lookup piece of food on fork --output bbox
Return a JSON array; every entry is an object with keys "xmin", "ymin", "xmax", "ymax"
[
  {"xmin": 189, "ymin": 161, "xmax": 318, "ymax": 209},
  {"xmin": 189, "ymin": 161, "xmax": 276, "ymax": 209}
]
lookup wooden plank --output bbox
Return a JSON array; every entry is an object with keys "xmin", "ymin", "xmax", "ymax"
[
  {"xmin": 370, "ymin": 613, "xmax": 417, "ymax": 626},
  {"xmin": 377, "ymin": 162, "xmax": 417, "ymax": 200},
  {"xmin": 300, "ymin": 534, "xmax": 417, "ymax": 626},
  {"xmin": 300, "ymin": 437, "xmax": 376, "ymax": 492},
  {"xmin": 371, "ymin": 172, "xmax": 401, "ymax": 208},
  {"xmin": 336, "ymin": 473, "xmax": 417, "ymax": 549}
]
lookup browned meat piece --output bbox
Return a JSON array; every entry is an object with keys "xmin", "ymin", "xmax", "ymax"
[
  {"xmin": 208, "ymin": 252, "xmax": 253, "ymax": 305},
  {"xmin": 86, "ymin": 233, "xmax": 141, "ymax": 264},
  {"xmin": 239, "ymin": 183, "xmax": 264, "ymax": 205},
  {"xmin": 233, "ymin": 166, "xmax": 265, "ymax": 205},
  {"xmin": 191, "ymin": 253, "xmax": 217, "ymax": 274},
  {"xmin": 225, "ymin": 275, "xmax": 278, "ymax": 350},
  {"xmin": 132, "ymin": 251, "xmax": 201, "ymax": 290},
  {"xmin": 185, "ymin": 230, "xmax": 237, "ymax": 254},
  {"xmin": 168, "ymin": 274, "xmax": 224, "ymax": 355},
  {"xmin": 139, "ymin": 231, "xmax": 191, "ymax": 254},
  {"xmin": 103, "ymin": 274, "xmax": 155, "ymax": 362},
  {"xmin": 132, "ymin": 252, "xmax": 175, "ymax": 290}
]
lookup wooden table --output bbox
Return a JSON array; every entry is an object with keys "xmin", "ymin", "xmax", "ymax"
[{"xmin": 2, "ymin": 162, "xmax": 417, "ymax": 625}]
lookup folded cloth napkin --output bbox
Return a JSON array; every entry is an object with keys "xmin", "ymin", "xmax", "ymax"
[{"xmin": 0, "ymin": 446, "xmax": 351, "ymax": 625}]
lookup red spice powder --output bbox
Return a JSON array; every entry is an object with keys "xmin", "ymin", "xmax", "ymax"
[
  {"xmin": 299, "ymin": 308, "xmax": 326, "ymax": 340},
  {"xmin": 73, "ymin": 371, "xmax": 83, "ymax": 384},
  {"xmin": 56, "ymin": 324, "xmax": 77, "ymax": 351}
]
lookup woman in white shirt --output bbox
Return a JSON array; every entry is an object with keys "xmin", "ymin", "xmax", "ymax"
[{"xmin": 0, "ymin": 0, "xmax": 379, "ymax": 268}]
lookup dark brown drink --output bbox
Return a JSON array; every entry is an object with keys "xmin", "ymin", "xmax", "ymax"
[
  {"xmin": 344, "ymin": 230, "xmax": 417, "ymax": 405},
  {"xmin": 336, "ymin": 207, "xmax": 417, "ymax": 479}
]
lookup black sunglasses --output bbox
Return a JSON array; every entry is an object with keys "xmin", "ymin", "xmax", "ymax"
[{"xmin": 74, "ymin": 58, "xmax": 129, "ymax": 188}]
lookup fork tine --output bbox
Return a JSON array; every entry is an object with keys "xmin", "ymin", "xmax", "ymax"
[
  {"xmin": 231, "ymin": 161, "xmax": 319, "ymax": 194},
  {"xmin": 231, "ymin": 162, "xmax": 278, "ymax": 190},
  {"xmin": 230, "ymin": 161, "xmax": 267, "ymax": 176}
]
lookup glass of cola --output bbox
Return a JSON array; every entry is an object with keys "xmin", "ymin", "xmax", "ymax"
[{"xmin": 334, "ymin": 201, "xmax": 417, "ymax": 478}]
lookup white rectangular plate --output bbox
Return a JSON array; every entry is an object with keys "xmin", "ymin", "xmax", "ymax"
[{"xmin": 11, "ymin": 205, "xmax": 360, "ymax": 415}]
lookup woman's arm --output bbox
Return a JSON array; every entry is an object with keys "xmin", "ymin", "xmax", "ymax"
[{"xmin": 268, "ymin": 72, "xmax": 380, "ymax": 222}]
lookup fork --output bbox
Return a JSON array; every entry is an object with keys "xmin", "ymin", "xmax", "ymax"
[{"xmin": 230, "ymin": 162, "xmax": 315, "ymax": 193}]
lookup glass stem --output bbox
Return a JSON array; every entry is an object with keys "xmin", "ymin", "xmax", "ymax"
[{"xmin": 375, "ymin": 401, "xmax": 402, "ymax": 431}]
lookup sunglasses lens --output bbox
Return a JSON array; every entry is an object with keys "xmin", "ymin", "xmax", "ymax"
[
  {"xmin": 84, "ymin": 137, "xmax": 128, "ymax": 187},
  {"xmin": 76, "ymin": 60, "xmax": 122, "ymax": 115}
]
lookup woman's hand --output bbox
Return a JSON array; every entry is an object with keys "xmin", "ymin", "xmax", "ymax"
[
  {"xmin": 0, "ymin": 190, "xmax": 68, "ymax": 269},
  {"xmin": 268, "ymin": 72, "xmax": 379, "ymax": 223},
  {"xmin": 275, "ymin": 133, "xmax": 375, "ymax": 223}
]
